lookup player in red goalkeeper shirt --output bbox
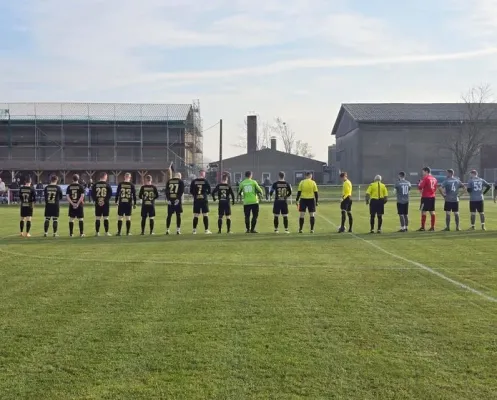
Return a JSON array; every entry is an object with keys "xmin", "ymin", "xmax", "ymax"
[{"xmin": 418, "ymin": 166, "xmax": 438, "ymax": 231}]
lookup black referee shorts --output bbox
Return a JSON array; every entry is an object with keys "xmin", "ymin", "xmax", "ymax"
[
  {"xmin": 369, "ymin": 199, "xmax": 385, "ymax": 215},
  {"xmin": 340, "ymin": 198, "xmax": 352, "ymax": 212}
]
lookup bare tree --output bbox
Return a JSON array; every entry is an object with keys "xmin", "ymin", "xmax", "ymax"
[
  {"xmin": 447, "ymin": 84, "xmax": 494, "ymax": 178},
  {"xmin": 294, "ymin": 140, "xmax": 315, "ymax": 158},
  {"xmin": 273, "ymin": 117, "xmax": 295, "ymax": 153},
  {"xmin": 232, "ymin": 116, "xmax": 271, "ymax": 150}
]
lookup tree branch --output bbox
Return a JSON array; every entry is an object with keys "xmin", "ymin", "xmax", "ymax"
[{"xmin": 446, "ymin": 84, "xmax": 494, "ymax": 178}]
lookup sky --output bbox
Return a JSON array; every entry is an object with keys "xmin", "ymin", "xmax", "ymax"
[{"xmin": 2, "ymin": 0, "xmax": 497, "ymax": 163}]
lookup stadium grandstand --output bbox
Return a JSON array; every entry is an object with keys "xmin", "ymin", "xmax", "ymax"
[{"xmin": 0, "ymin": 102, "xmax": 203, "ymax": 185}]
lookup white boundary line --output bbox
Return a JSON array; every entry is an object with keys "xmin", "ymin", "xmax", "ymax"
[{"xmin": 318, "ymin": 214, "xmax": 497, "ymax": 303}]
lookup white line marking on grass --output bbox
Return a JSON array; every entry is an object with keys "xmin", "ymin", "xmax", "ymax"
[{"xmin": 318, "ymin": 214, "xmax": 497, "ymax": 303}]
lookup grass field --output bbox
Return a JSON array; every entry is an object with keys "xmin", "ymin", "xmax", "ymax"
[{"xmin": 0, "ymin": 201, "xmax": 496, "ymax": 399}]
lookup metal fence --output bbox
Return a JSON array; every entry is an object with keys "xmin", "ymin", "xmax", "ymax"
[{"xmin": 2, "ymin": 184, "xmax": 495, "ymax": 205}]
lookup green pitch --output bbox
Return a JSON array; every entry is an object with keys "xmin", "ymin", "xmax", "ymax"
[{"xmin": 0, "ymin": 202, "xmax": 496, "ymax": 399}]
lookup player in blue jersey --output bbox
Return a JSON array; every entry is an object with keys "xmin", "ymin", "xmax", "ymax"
[
  {"xmin": 438, "ymin": 169, "xmax": 465, "ymax": 231},
  {"xmin": 466, "ymin": 170, "xmax": 491, "ymax": 230},
  {"xmin": 394, "ymin": 172, "xmax": 411, "ymax": 232}
]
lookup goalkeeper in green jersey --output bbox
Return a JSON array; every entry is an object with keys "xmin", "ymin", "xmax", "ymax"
[{"xmin": 238, "ymin": 171, "xmax": 264, "ymax": 233}]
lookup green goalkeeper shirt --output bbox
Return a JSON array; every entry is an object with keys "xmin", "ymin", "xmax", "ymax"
[{"xmin": 239, "ymin": 179, "xmax": 263, "ymax": 205}]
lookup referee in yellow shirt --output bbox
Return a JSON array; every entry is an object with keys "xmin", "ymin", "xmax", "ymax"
[
  {"xmin": 338, "ymin": 172, "xmax": 353, "ymax": 233},
  {"xmin": 295, "ymin": 172, "xmax": 318, "ymax": 233},
  {"xmin": 366, "ymin": 175, "xmax": 388, "ymax": 233}
]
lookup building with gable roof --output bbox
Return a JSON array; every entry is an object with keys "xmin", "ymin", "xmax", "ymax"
[{"xmin": 331, "ymin": 103, "xmax": 497, "ymax": 183}]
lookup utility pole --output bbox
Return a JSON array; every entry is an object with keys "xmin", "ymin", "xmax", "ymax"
[{"xmin": 219, "ymin": 119, "xmax": 223, "ymax": 182}]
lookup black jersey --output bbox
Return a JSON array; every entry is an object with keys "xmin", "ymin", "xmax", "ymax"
[
  {"xmin": 19, "ymin": 185, "xmax": 36, "ymax": 207},
  {"xmin": 116, "ymin": 181, "xmax": 137, "ymax": 205},
  {"xmin": 139, "ymin": 184, "xmax": 159, "ymax": 206},
  {"xmin": 212, "ymin": 183, "xmax": 235, "ymax": 204},
  {"xmin": 166, "ymin": 178, "xmax": 185, "ymax": 201},
  {"xmin": 66, "ymin": 183, "xmax": 85, "ymax": 204},
  {"xmin": 92, "ymin": 181, "xmax": 113, "ymax": 205},
  {"xmin": 271, "ymin": 180, "xmax": 292, "ymax": 201},
  {"xmin": 44, "ymin": 184, "xmax": 63, "ymax": 206},
  {"xmin": 190, "ymin": 178, "xmax": 211, "ymax": 201}
]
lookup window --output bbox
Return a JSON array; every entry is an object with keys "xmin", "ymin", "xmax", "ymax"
[
  {"xmin": 234, "ymin": 172, "xmax": 242, "ymax": 183},
  {"xmin": 294, "ymin": 170, "xmax": 308, "ymax": 184},
  {"xmin": 262, "ymin": 172, "xmax": 271, "ymax": 182}
]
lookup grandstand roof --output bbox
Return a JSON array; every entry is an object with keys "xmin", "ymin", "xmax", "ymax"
[
  {"xmin": 331, "ymin": 103, "xmax": 497, "ymax": 135},
  {"xmin": 0, "ymin": 102, "xmax": 193, "ymax": 122}
]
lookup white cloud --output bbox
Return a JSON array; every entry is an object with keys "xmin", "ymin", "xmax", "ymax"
[
  {"xmin": 320, "ymin": 13, "xmax": 428, "ymax": 56},
  {"xmin": 122, "ymin": 47, "xmax": 497, "ymax": 86},
  {"xmin": 0, "ymin": 0, "xmax": 438, "ymax": 96},
  {"xmin": 449, "ymin": 0, "xmax": 497, "ymax": 40}
]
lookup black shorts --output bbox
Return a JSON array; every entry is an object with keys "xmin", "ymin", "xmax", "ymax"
[
  {"xmin": 68, "ymin": 205, "xmax": 84, "ymax": 219},
  {"xmin": 299, "ymin": 198, "xmax": 316, "ymax": 213},
  {"xmin": 193, "ymin": 200, "xmax": 209, "ymax": 214},
  {"xmin": 168, "ymin": 202, "xmax": 183, "ymax": 215},
  {"xmin": 397, "ymin": 202, "xmax": 409, "ymax": 215},
  {"xmin": 369, "ymin": 199, "xmax": 385, "ymax": 215},
  {"xmin": 469, "ymin": 201, "xmax": 484, "ymax": 213},
  {"xmin": 20, "ymin": 206, "xmax": 33, "ymax": 218},
  {"xmin": 95, "ymin": 203, "xmax": 110, "ymax": 217},
  {"xmin": 444, "ymin": 201, "xmax": 459, "ymax": 212},
  {"xmin": 141, "ymin": 205, "xmax": 156, "ymax": 218},
  {"xmin": 218, "ymin": 201, "xmax": 232, "ymax": 217},
  {"xmin": 117, "ymin": 203, "xmax": 132, "ymax": 217},
  {"xmin": 44, "ymin": 205, "xmax": 60, "ymax": 218},
  {"xmin": 273, "ymin": 200, "xmax": 289, "ymax": 215},
  {"xmin": 340, "ymin": 198, "xmax": 352, "ymax": 212},
  {"xmin": 244, "ymin": 204, "xmax": 259, "ymax": 218},
  {"xmin": 420, "ymin": 197, "xmax": 435, "ymax": 212}
]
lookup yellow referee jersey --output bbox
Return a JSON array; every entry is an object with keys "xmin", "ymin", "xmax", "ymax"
[
  {"xmin": 342, "ymin": 179, "xmax": 352, "ymax": 199},
  {"xmin": 298, "ymin": 178, "xmax": 318, "ymax": 199},
  {"xmin": 366, "ymin": 181, "xmax": 388, "ymax": 199}
]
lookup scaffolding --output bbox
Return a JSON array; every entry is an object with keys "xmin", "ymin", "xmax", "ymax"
[{"xmin": 0, "ymin": 102, "xmax": 203, "ymax": 176}]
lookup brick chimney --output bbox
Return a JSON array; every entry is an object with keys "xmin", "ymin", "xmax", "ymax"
[
  {"xmin": 247, "ymin": 115, "xmax": 257, "ymax": 153},
  {"xmin": 270, "ymin": 136, "xmax": 277, "ymax": 151}
]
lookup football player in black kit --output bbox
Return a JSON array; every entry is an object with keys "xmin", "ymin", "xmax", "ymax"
[
  {"xmin": 138, "ymin": 174, "xmax": 159, "ymax": 235},
  {"xmin": 165, "ymin": 164, "xmax": 185, "ymax": 235},
  {"xmin": 270, "ymin": 171, "xmax": 292, "ymax": 233},
  {"xmin": 115, "ymin": 172, "xmax": 137, "ymax": 236},
  {"xmin": 190, "ymin": 169, "xmax": 212, "ymax": 234},
  {"xmin": 92, "ymin": 172, "xmax": 113, "ymax": 236},
  {"xmin": 66, "ymin": 174, "xmax": 86, "ymax": 237},
  {"xmin": 19, "ymin": 176, "xmax": 36, "ymax": 237},
  {"xmin": 212, "ymin": 173, "xmax": 235, "ymax": 234},
  {"xmin": 43, "ymin": 175, "xmax": 63, "ymax": 237}
]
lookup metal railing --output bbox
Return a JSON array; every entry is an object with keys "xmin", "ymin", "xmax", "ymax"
[{"xmin": 2, "ymin": 184, "xmax": 495, "ymax": 206}]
